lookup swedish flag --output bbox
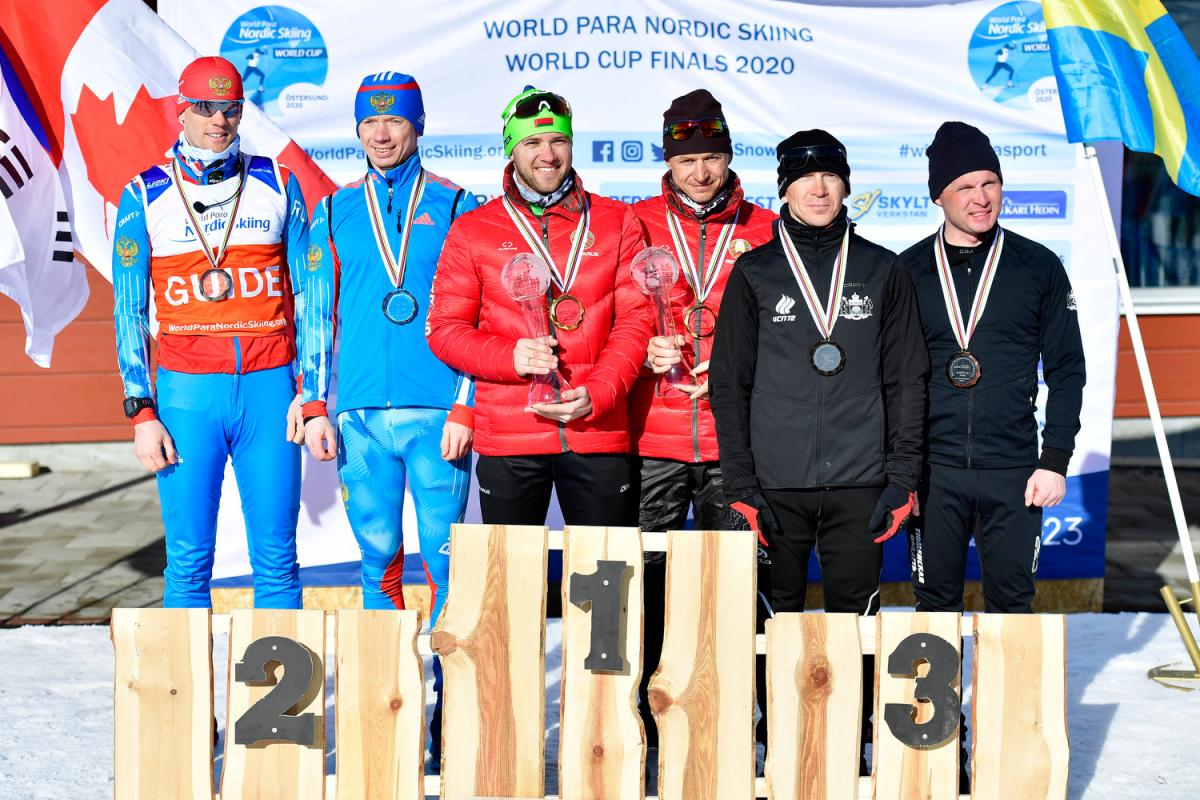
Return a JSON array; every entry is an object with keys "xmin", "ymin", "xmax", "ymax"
[{"xmin": 1045, "ymin": 0, "xmax": 1200, "ymax": 195}]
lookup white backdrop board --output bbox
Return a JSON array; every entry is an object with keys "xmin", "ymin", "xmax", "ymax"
[{"xmin": 157, "ymin": 0, "xmax": 1117, "ymax": 591}]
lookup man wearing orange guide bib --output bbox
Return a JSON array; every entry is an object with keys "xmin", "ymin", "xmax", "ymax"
[{"xmin": 111, "ymin": 57, "xmax": 309, "ymax": 608}]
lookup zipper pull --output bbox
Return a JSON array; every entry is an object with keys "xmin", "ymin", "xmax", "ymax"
[{"xmin": 386, "ymin": 178, "xmax": 394, "ymax": 215}]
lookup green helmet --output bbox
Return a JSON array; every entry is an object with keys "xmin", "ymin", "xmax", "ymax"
[{"xmin": 501, "ymin": 86, "xmax": 573, "ymax": 157}]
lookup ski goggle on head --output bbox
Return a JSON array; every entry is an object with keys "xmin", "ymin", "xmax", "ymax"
[
  {"xmin": 779, "ymin": 144, "xmax": 847, "ymax": 169},
  {"xmin": 501, "ymin": 88, "xmax": 573, "ymax": 156},
  {"xmin": 503, "ymin": 91, "xmax": 571, "ymax": 125},
  {"xmin": 664, "ymin": 118, "xmax": 728, "ymax": 141},
  {"xmin": 181, "ymin": 98, "xmax": 246, "ymax": 118}
]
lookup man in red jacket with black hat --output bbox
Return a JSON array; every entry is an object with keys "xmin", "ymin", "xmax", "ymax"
[
  {"xmin": 628, "ymin": 89, "xmax": 775, "ymax": 747},
  {"xmin": 427, "ymin": 87, "xmax": 650, "ymax": 525}
]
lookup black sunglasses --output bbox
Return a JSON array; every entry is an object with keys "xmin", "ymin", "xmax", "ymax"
[{"xmin": 779, "ymin": 144, "xmax": 846, "ymax": 169}]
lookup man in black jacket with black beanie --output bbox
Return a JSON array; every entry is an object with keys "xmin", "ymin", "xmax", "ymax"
[
  {"xmin": 900, "ymin": 121, "xmax": 1085, "ymax": 615},
  {"xmin": 710, "ymin": 130, "xmax": 929, "ymax": 615}
]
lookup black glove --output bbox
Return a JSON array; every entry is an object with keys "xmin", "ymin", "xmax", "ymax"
[
  {"xmin": 869, "ymin": 484, "xmax": 916, "ymax": 544},
  {"xmin": 729, "ymin": 492, "xmax": 782, "ymax": 548}
]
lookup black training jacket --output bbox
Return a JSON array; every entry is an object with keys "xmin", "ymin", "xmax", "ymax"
[
  {"xmin": 709, "ymin": 207, "xmax": 930, "ymax": 496},
  {"xmin": 898, "ymin": 226, "xmax": 1085, "ymax": 473}
]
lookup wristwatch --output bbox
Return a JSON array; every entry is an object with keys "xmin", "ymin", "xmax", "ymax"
[{"xmin": 123, "ymin": 397, "xmax": 154, "ymax": 419}]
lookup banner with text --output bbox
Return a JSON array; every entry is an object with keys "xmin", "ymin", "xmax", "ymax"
[{"xmin": 159, "ymin": 0, "xmax": 1118, "ymax": 589}]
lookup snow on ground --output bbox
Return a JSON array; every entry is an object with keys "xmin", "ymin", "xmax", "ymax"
[{"xmin": 0, "ymin": 612, "xmax": 1196, "ymax": 799}]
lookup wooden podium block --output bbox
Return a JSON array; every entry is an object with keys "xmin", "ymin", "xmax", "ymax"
[
  {"xmin": 334, "ymin": 610, "xmax": 425, "ymax": 800},
  {"xmin": 559, "ymin": 526, "xmax": 645, "ymax": 800},
  {"xmin": 431, "ymin": 524, "xmax": 548, "ymax": 800},
  {"xmin": 765, "ymin": 613, "xmax": 862, "ymax": 800},
  {"xmin": 112, "ymin": 608, "xmax": 214, "ymax": 800},
  {"xmin": 220, "ymin": 609, "xmax": 327, "ymax": 800},
  {"xmin": 873, "ymin": 612, "xmax": 961, "ymax": 800},
  {"xmin": 971, "ymin": 614, "xmax": 1068, "ymax": 800},
  {"xmin": 648, "ymin": 529, "xmax": 757, "ymax": 800}
]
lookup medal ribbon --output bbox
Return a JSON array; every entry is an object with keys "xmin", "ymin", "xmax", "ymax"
[
  {"xmin": 173, "ymin": 158, "xmax": 247, "ymax": 270},
  {"xmin": 778, "ymin": 220, "xmax": 851, "ymax": 340},
  {"xmin": 364, "ymin": 169, "xmax": 426, "ymax": 288},
  {"xmin": 933, "ymin": 226, "xmax": 1005, "ymax": 351},
  {"xmin": 664, "ymin": 208, "xmax": 738, "ymax": 304},
  {"xmin": 502, "ymin": 196, "xmax": 590, "ymax": 293}
]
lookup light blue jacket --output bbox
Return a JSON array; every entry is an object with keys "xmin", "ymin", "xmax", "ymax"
[{"xmin": 302, "ymin": 154, "xmax": 477, "ymax": 416}]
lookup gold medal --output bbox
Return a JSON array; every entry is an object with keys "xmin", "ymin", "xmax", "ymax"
[
  {"xmin": 683, "ymin": 302, "xmax": 718, "ymax": 338},
  {"xmin": 502, "ymin": 196, "xmax": 590, "ymax": 323},
  {"xmin": 549, "ymin": 293, "xmax": 585, "ymax": 331}
]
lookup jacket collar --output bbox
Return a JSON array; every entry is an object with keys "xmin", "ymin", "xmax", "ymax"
[
  {"xmin": 502, "ymin": 162, "xmax": 588, "ymax": 218},
  {"xmin": 367, "ymin": 151, "xmax": 423, "ymax": 187},
  {"xmin": 172, "ymin": 135, "xmax": 242, "ymax": 185},
  {"xmin": 662, "ymin": 171, "xmax": 745, "ymax": 225}
]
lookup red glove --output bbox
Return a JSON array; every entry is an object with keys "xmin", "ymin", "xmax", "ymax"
[
  {"xmin": 870, "ymin": 486, "xmax": 916, "ymax": 544},
  {"xmin": 730, "ymin": 493, "xmax": 782, "ymax": 548}
]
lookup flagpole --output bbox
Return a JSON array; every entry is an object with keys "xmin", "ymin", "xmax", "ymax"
[{"xmin": 1083, "ymin": 144, "xmax": 1200, "ymax": 665}]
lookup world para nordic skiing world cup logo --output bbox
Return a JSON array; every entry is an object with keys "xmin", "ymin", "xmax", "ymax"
[
  {"xmin": 369, "ymin": 92, "xmax": 396, "ymax": 114},
  {"xmin": 969, "ymin": 2, "xmax": 1055, "ymax": 110}
]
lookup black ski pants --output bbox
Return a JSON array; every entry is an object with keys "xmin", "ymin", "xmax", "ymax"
[
  {"xmin": 909, "ymin": 463, "xmax": 1043, "ymax": 614},
  {"xmin": 475, "ymin": 452, "xmax": 636, "ymax": 526}
]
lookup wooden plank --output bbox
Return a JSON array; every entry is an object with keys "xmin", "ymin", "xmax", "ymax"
[
  {"xmin": 431, "ymin": 524, "xmax": 548, "ymax": 800},
  {"xmin": 873, "ymin": 612, "xmax": 961, "ymax": 800},
  {"xmin": 220, "ymin": 609, "xmax": 326, "ymax": 800},
  {"xmin": 112, "ymin": 607, "xmax": 214, "ymax": 800},
  {"xmin": 765, "ymin": 613, "xmax": 861, "ymax": 800},
  {"xmin": 334, "ymin": 610, "xmax": 425, "ymax": 800},
  {"xmin": 648, "ymin": 529, "xmax": 757, "ymax": 800},
  {"xmin": 0, "ymin": 461, "xmax": 39, "ymax": 478},
  {"xmin": 970, "ymin": 614, "xmax": 1068, "ymax": 800},
  {"xmin": 559, "ymin": 526, "xmax": 645, "ymax": 800}
]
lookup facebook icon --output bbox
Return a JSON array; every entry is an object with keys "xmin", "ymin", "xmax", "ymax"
[{"xmin": 592, "ymin": 141, "xmax": 614, "ymax": 162}]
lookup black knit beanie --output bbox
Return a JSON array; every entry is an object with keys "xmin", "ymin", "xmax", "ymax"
[
  {"xmin": 662, "ymin": 89, "xmax": 733, "ymax": 159},
  {"xmin": 926, "ymin": 121, "xmax": 1003, "ymax": 199},
  {"xmin": 776, "ymin": 129, "xmax": 850, "ymax": 198}
]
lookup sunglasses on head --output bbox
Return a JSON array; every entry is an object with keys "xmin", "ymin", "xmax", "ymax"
[
  {"xmin": 508, "ymin": 92, "xmax": 571, "ymax": 122},
  {"xmin": 779, "ymin": 144, "xmax": 846, "ymax": 169},
  {"xmin": 664, "ymin": 118, "xmax": 728, "ymax": 141},
  {"xmin": 184, "ymin": 98, "xmax": 245, "ymax": 118}
]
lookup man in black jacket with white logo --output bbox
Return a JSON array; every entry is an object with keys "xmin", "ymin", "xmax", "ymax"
[
  {"xmin": 710, "ymin": 130, "xmax": 929, "ymax": 616},
  {"xmin": 900, "ymin": 121, "xmax": 1085, "ymax": 614}
]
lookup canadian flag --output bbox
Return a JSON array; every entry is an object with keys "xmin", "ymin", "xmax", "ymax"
[{"xmin": 0, "ymin": 0, "xmax": 336, "ymax": 285}]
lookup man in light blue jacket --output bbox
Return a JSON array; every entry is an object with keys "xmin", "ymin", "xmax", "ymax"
[{"xmin": 300, "ymin": 71, "xmax": 478, "ymax": 618}]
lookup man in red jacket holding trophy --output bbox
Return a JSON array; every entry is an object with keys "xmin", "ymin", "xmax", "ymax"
[
  {"xmin": 426, "ymin": 87, "xmax": 650, "ymax": 525},
  {"xmin": 628, "ymin": 89, "xmax": 776, "ymax": 748}
]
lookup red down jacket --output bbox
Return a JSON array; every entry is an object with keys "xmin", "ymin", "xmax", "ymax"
[
  {"xmin": 426, "ymin": 166, "xmax": 650, "ymax": 456},
  {"xmin": 629, "ymin": 175, "xmax": 776, "ymax": 462}
]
